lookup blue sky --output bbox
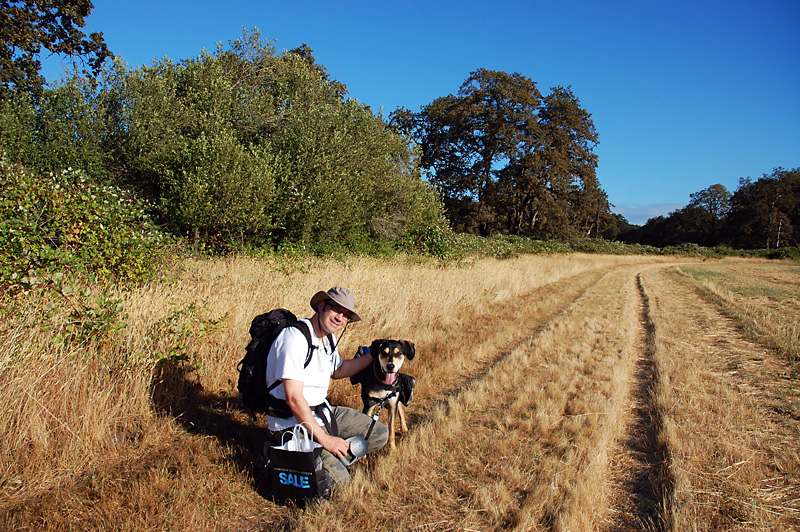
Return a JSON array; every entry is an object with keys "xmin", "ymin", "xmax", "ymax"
[{"xmin": 42, "ymin": 0, "xmax": 800, "ymax": 225}]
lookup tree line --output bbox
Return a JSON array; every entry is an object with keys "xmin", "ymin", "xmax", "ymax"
[
  {"xmin": 1, "ymin": 0, "xmax": 613, "ymax": 256},
  {"xmin": 2, "ymin": 22, "xmax": 447, "ymax": 254},
  {"xmin": 624, "ymin": 168, "xmax": 799, "ymax": 250},
  {"xmin": 1, "ymin": 0, "xmax": 796, "ymax": 272}
]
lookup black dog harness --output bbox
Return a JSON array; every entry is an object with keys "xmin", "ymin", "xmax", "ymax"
[{"xmin": 364, "ymin": 390, "xmax": 397, "ymax": 439}]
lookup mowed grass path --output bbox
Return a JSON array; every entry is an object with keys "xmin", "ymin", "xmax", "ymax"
[
  {"xmin": 301, "ymin": 261, "xmax": 800, "ymax": 532},
  {"xmin": 2, "ymin": 255, "xmax": 797, "ymax": 531}
]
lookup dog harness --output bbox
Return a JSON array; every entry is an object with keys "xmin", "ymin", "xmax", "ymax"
[{"xmin": 364, "ymin": 390, "xmax": 397, "ymax": 439}]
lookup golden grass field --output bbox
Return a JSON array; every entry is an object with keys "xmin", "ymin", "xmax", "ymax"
[{"xmin": 1, "ymin": 253, "xmax": 798, "ymax": 531}]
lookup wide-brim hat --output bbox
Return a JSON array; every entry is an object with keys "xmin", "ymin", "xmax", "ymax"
[{"xmin": 310, "ymin": 286, "xmax": 361, "ymax": 322}]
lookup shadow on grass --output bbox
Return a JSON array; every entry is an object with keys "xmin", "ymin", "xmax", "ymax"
[{"xmin": 148, "ymin": 357, "xmax": 275, "ymax": 498}]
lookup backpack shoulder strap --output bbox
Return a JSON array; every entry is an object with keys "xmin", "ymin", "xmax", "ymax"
[
  {"xmin": 265, "ymin": 321, "xmax": 315, "ymax": 396},
  {"xmin": 288, "ymin": 320, "xmax": 315, "ymax": 368},
  {"xmin": 327, "ymin": 333, "xmax": 336, "ymax": 354}
]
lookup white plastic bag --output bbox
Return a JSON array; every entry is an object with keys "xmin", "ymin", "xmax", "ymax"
[{"xmin": 280, "ymin": 422, "xmax": 321, "ymax": 452}]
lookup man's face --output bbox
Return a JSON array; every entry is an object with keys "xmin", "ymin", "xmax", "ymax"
[{"xmin": 319, "ymin": 300, "xmax": 352, "ymax": 333}]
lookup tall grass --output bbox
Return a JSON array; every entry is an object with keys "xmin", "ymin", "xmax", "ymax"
[
  {"xmin": 2, "ymin": 253, "xmax": 797, "ymax": 531},
  {"xmin": 3, "ymin": 253, "xmax": 651, "ymax": 529},
  {"xmin": 678, "ymin": 261, "xmax": 800, "ymax": 366}
]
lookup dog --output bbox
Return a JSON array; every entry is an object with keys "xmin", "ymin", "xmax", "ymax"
[{"xmin": 350, "ymin": 339, "xmax": 416, "ymax": 449}]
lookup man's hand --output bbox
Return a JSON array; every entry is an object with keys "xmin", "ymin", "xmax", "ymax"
[{"xmin": 317, "ymin": 432, "xmax": 350, "ymax": 458}]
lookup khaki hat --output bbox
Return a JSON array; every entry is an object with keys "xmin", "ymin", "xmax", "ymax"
[{"xmin": 310, "ymin": 286, "xmax": 361, "ymax": 322}]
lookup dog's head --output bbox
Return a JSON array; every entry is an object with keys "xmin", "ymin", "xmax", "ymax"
[{"xmin": 368, "ymin": 339, "xmax": 415, "ymax": 385}]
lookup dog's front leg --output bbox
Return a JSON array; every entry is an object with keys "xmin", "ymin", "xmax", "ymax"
[
  {"xmin": 364, "ymin": 403, "xmax": 379, "ymax": 418},
  {"xmin": 386, "ymin": 402, "xmax": 397, "ymax": 449},
  {"xmin": 397, "ymin": 402, "xmax": 409, "ymax": 435}
]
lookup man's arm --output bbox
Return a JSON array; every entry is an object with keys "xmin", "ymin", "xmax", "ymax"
[
  {"xmin": 282, "ymin": 378, "xmax": 349, "ymax": 458},
  {"xmin": 331, "ymin": 352, "xmax": 373, "ymax": 379}
]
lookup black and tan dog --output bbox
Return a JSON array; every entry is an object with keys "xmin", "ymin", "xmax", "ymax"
[{"xmin": 350, "ymin": 339, "xmax": 416, "ymax": 449}]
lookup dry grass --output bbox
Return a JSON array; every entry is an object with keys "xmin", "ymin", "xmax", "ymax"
[
  {"xmin": 640, "ymin": 263, "xmax": 800, "ymax": 531},
  {"xmin": 1, "ymin": 252, "xmax": 797, "ymax": 531},
  {"xmin": 678, "ymin": 260, "xmax": 800, "ymax": 366},
  {"xmin": 303, "ymin": 263, "xmax": 656, "ymax": 531}
]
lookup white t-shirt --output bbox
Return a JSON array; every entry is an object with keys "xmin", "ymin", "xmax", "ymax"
[{"xmin": 265, "ymin": 318, "xmax": 343, "ymax": 431}]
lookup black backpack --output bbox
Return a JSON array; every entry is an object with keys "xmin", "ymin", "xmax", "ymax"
[{"xmin": 237, "ymin": 308, "xmax": 333, "ymax": 419}]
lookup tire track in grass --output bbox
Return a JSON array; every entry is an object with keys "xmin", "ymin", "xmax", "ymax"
[
  {"xmin": 642, "ymin": 266, "xmax": 800, "ymax": 531},
  {"xmin": 407, "ymin": 267, "xmax": 607, "ymax": 432},
  {"xmin": 604, "ymin": 274, "xmax": 673, "ymax": 532},
  {"xmin": 172, "ymin": 264, "xmax": 617, "ymax": 532},
  {"xmin": 507, "ymin": 265, "xmax": 652, "ymax": 531},
  {"xmin": 298, "ymin": 263, "xmax": 661, "ymax": 532}
]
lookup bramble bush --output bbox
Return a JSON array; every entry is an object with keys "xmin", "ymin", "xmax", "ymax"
[{"xmin": 0, "ymin": 158, "xmax": 174, "ymax": 294}]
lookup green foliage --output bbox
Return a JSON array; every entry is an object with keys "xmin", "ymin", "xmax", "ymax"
[
  {"xmin": 760, "ymin": 246, "xmax": 800, "ymax": 261},
  {"xmin": 630, "ymin": 168, "xmax": 798, "ymax": 251},
  {"xmin": 55, "ymin": 284, "xmax": 127, "ymax": 350},
  {"xmin": 600, "ymin": 213, "xmax": 639, "ymax": 241},
  {"xmin": 31, "ymin": 74, "xmax": 112, "ymax": 177},
  {"xmin": 0, "ymin": 88, "xmax": 36, "ymax": 162},
  {"xmin": 641, "ymin": 184, "xmax": 734, "ymax": 247},
  {"xmin": 398, "ymin": 223, "xmax": 459, "ymax": 260},
  {"xmin": 724, "ymin": 168, "xmax": 799, "ymax": 250},
  {"xmin": 151, "ymin": 300, "xmax": 224, "ymax": 367},
  {"xmin": 0, "ymin": 0, "xmax": 112, "ymax": 97},
  {"xmin": 394, "ymin": 72, "xmax": 606, "ymax": 239},
  {"xmin": 566, "ymin": 238, "xmax": 659, "ymax": 255},
  {"xmin": 0, "ymin": 159, "xmax": 172, "ymax": 293},
  {"xmin": 0, "ymin": 70, "xmax": 116, "ymax": 181},
  {"xmin": 102, "ymin": 29, "xmax": 445, "ymax": 252}
]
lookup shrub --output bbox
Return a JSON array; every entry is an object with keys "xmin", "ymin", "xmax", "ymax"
[
  {"xmin": 0, "ymin": 159, "xmax": 173, "ymax": 293},
  {"xmin": 105, "ymin": 30, "xmax": 447, "ymax": 252}
]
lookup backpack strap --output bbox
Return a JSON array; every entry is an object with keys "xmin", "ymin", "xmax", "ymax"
[
  {"xmin": 265, "ymin": 322, "xmax": 313, "ymax": 395},
  {"xmin": 290, "ymin": 321, "xmax": 316, "ymax": 368},
  {"xmin": 286, "ymin": 321, "xmax": 336, "ymax": 368},
  {"xmin": 265, "ymin": 322, "xmax": 334, "ymax": 396}
]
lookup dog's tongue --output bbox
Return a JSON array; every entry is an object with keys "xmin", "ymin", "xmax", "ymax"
[{"xmin": 383, "ymin": 372, "xmax": 398, "ymax": 385}]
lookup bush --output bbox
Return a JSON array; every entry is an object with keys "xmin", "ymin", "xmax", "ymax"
[
  {"xmin": 105, "ymin": 30, "xmax": 448, "ymax": 252},
  {"xmin": 0, "ymin": 159, "xmax": 173, "ymax": 293},
  {"xmin": 764, "ymin": 246, "xmax": 800, "ymax": 261}
]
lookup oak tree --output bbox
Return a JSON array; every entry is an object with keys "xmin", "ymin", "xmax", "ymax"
[
  {"xmin": 0, "ymin": 0, "xmax": 112, "ymax": 96},
  {"xmin": 688, "ymin": 183, "xmax": 731, "ymax": 243},
  {"xmin": 396, "ymin": 72, "xmax": 605, "ymax": 238}
]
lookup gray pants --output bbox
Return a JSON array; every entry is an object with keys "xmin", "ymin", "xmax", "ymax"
[{"xmin": 266, "ymin": 406, "xmax": 388, "ymax": 486}]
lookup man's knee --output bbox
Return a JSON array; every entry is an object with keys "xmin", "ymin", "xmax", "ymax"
[
  {"xmin": 367, "ymin": 420, "xmax": 389, "ymax": 452},
  {"xmin": 321, "ymin": 451, "xmax": 351, "ymax": 486}
]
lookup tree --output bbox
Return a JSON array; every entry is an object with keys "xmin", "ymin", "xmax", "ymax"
[
  {"xmin": 405, "ymin": 69, "xmax": 542, "ymax": 235},
  {"xmin": 688, "ymin": 183, "xmax": 730, "ymax": 244},
  {"xmin": 630, "ymin": 171, "xmax": 798, "ymax": 249},
  {"xmin": 601, "ymin": 213, "xmax": 638, "ymax": 241},
  {"xmin": 396, "ymin": 73, "xmax": 605, "ymax": 238},
  {"xmin": 0, "ymin": 0, "xmax": 112, "ymax": 97},
  {"xmin": 527, "ymin": 85, "xmax": 601, "ymax": 237},
  {"xmin": 104, "ymin": 29, "xmax": 444, "ymax": 250},
  {"xmin": 724, "ymin": 168, "xmax": 799, "ymax": 249}
]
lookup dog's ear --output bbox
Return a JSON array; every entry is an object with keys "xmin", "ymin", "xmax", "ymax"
[
  {"xmin": 369, "ymin": 339, "xmax": 387, "ymax": 359},
  {"xmin": 399, "ymin": 340, "xmax": 415, "ymax": 360}
]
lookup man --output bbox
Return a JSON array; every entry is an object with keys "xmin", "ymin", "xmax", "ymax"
[{"xmin": 264, "ymin": 286, "xmax": 388, "ymax": 486}]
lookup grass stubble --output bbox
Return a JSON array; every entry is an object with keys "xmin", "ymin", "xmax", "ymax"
[
  {"xmin": 639, "ymin": 262, "xmax": 800, "ymax": 531},
  {"xmin": 1, "ymin": 253, "xmax": 798, "ymax": 531}
]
